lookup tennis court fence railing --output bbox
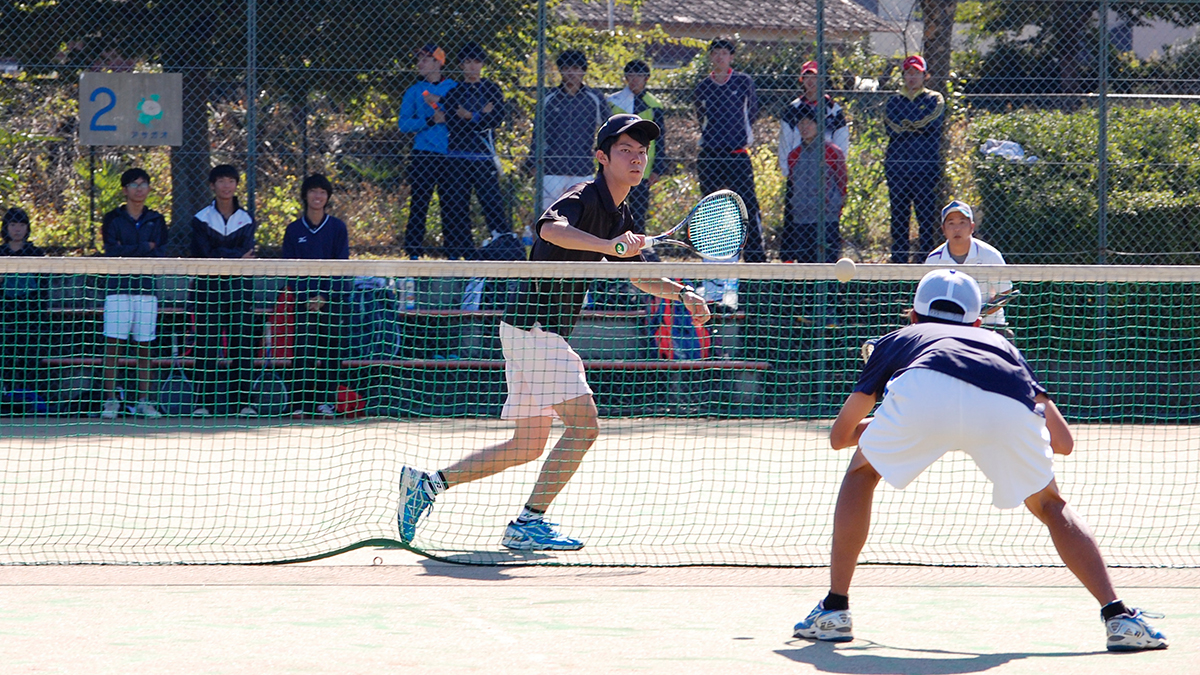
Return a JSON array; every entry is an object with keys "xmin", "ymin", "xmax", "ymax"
[{"xmin": 0, "ymin": 258, "xmax": 1195, "ymax": 566}]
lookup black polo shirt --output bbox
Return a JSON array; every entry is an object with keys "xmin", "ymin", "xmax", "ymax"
[{"xmin": 503, "ymin": 173, "xmax": 644, "ymax": 338}]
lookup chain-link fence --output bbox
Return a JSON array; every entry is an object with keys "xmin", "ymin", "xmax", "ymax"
[{"xmin": 3, "ymin": 0, "xmax": 1199, "ymax": 263}]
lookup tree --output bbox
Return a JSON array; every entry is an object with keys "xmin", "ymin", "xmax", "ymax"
[
  {"xmin": 1, "ymin": 0, "xmax": 537, "ymax": 250},
  {"xmin": 963, "ymin": 1, "xmax": 1200, "ymax": 102}
]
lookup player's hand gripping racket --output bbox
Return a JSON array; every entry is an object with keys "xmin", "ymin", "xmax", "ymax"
[{"xmin": 614, "ymin": 190, "xmax": 748, "ymax": 261}]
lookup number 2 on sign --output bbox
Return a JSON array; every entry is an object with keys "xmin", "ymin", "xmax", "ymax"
[{"xmin": 89, "ymin": 87, "xmax": 117, "ymax": 132}]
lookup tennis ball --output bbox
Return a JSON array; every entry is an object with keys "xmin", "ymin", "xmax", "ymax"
[{"xmin": 835, "ymin": 257, "xmax": 856, "ymax": 283}]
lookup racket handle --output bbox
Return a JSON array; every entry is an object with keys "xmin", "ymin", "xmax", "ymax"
[{"xmin": 613, "ymin": 237, "xmax": 656, "ymax": 256}]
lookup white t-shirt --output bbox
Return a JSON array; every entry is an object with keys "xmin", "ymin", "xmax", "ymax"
[{"xmin": 924, "ymin": 237, "xmax": 1013, "ymax": 325}]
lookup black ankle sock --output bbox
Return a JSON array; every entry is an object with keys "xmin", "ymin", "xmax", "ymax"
[
  {"xmin": 823, "ymin": 592, "xmax": 849, "ymax": 611},
  {"xmin": 1101, "ymin": 600, "xmax": 1130, "ymax": 621}
]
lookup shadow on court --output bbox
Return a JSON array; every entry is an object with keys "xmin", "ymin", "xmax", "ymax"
[{"xmin": 776, "ymin": 640, "xmax": 1104, "ymax": 674}]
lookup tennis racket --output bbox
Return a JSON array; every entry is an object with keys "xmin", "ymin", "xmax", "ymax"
[
  {"xmin": 861, "ymin": 288, "xmax": 1022, "ymax": 362},
  {"xmin": 981, "ymin": 288, "xmax": 1020, "ymax": 317},
  {"xmin": 614, "ymin": 190, "xmax": 748, "ymax": 261}
]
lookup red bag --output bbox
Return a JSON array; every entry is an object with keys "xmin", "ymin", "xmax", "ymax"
[
  {"xmin": 336, "ymin": 385, "xmax": 365, "ymax": 418},
  {"xmin": 262, "ymin": 288, "xmax": 295, "ymax": 360},
  {"xmin": 651, "ymin": 296, "xmax": 711, "ymax": 360}
]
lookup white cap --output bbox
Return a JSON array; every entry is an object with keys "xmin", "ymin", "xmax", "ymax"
[{"xmin": 913, "ymin": 269, "xmax": 981, "ymax": 324}]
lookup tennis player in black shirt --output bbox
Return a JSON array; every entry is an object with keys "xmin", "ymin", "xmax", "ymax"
[{"xmin": 399, "ymin": 114, "xmax": 711, "ymax": 550}]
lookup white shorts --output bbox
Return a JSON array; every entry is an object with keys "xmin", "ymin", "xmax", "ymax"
[
  {"xmin": 103, "ymin": 295, "xmax": 158, "ymax": 342},
  {"xmin": 499, "ymin": 321, "xmax": 593, "ymax": 420},
  {"xmin": 858, "ymin": 368, "xmax": 1054, "ymax": 509},
  {"xmin": 541, "ymin": 175, "xmax": 593, "ymax": 212}
]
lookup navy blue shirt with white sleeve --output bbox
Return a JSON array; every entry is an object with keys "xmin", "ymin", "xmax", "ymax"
[{"xmin": 854, "ymin": 322, "xmax": 1047, "ymax": 411}]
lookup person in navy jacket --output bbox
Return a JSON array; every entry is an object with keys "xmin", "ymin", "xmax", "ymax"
[
  {"xmin": 692, "ymin": 38, "xmax": 764, "ymax": 262},
  {"xmin": 99, "ymin": 168, "xmax": 168, "ymax": 420},
  {"xmin": 190, "ymin": 164, "xmax": 258, "ymax": 417},
  {"xmin": 398, "ymin": 44, "xmax": 457, "ymax": 259},
  {"xmin": 281, "ymin": 174, "xmax": 350, "ymax": 417},
  {"xmin": 439, "ymin": 43, "xmax": 512, "ymax": 259},
  {"xmin": 884, "ymin": 55, "xmax": 946, "ymax": 263}
]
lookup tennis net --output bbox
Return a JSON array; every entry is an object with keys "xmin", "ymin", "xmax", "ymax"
[{"xmin": 0, "ymin": 257, "xmax": 1195, "ymax": 566}]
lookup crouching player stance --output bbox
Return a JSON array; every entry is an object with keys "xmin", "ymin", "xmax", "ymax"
[
  {"xmin": 399, "ymin": 114, "xmax": 711, "ymax": 550},
  {"xmin": 793, "ymin": 269, "xmax": 1167, "ymax": 652}
]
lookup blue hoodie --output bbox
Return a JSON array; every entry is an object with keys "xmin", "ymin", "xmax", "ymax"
[{"xmin": 398, "ymin": 77, "xmax": 458, "ymax": 154}]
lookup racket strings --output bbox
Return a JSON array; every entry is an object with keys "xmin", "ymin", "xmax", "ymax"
[{"xmin": 687, "ymin": 197, "xmax": 746, "ymax": 259}]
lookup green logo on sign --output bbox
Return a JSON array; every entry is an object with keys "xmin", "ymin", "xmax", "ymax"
[{"xmin": 137, "ymin": 94, "xmax": 164, "ymax": 126}]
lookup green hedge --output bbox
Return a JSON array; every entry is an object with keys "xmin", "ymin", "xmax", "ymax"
[{"xmin": 970, "ymin": 105, "xmax": 1200, "ymax": 264}]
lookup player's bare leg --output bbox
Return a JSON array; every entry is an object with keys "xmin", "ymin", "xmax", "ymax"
[
  {"xmin": 497, "ymin": 394, "xmax": 598, "ymax": 551},
  {"xmin": 440, "ymin": 415, "xmax": 554, "ymax": 486},
  {"xmin": 524, "ymin": 394, "xmax": 600, "ymax": 511},
  {"xmin": 1023, "ymin": 479, "xmax": 1116, "ymax": 604},
  {"xmin": 830, "ymin": 448, "xmax": 881, "ymax": 595}
]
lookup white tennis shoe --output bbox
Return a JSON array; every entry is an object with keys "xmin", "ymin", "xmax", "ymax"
[
  {"xmin": 1106, "ymin": 608, "xmax": 1168, "ymax": 652},
  {"xmin": 793, "ymin": 601, "xmax": 853, "ymax": 642}
]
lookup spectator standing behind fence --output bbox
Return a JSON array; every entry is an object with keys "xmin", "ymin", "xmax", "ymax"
[
  {"xmin": 399, "ymin": 44, "xmax": 457, "ymax": 260},
  {"xmin": 99, "ymin": 169, "xmax": 167, "ymax": 420},
  {"xmin": 525, "ymin": 50, "xmax": 607, "ymax": 212},
  {"xmin": 884, "ymin": 55, "xmax": 945, "ymax": 263},
  {"xmin": 607, "ymin": 59, "xmax": 674, "ymax": 256},
  {"xmin": 925, "ymin": 200, "xmax": 1013, "ymax": 328},
  {"xmin": 281, "ymin": 174, "xmax": 350, "ymax": 418},
  {"xmin": 693, "ymin": 38, "xmax": 765, "ymax": 262},
  {"xmin": 0, "ymin": 207, "xmax": 46, "ymax": 396},
  {"xmin": 780, "ymin": 60, "xmax": 849, "ymax": 247},
  {"xmin": 439, "ymin": 43, "xmax": 512, "ymax": 259},
  {"xmin": 189, "ymin": 165, "xmax": 258, "ymax": 417},
  {"xmin": 783, "ymin": 104, "xmax": 848, "ymax": 263}
]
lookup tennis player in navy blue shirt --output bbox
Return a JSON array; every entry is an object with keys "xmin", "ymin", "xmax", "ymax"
[
  {"xmin": 281, "ymin": 174, "xmax": 350, "ymax": 417},
  {"xmin": 398, "ymin": 114, "xmax": 711, "ymax": 552},
  {"xmin": 792, "ymin": 269, "xmax": 1168, "ymax": 652}
]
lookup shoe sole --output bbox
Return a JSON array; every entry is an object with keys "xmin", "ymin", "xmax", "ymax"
[
  {"xmin": 501, "ymin": 538, "xmax": 584, "ymax": 552},
  {"xmin": 1107, "ymin": 643, "xmax": 1168, "ymax": 652},
  {"xmin": 793, "ymin": 631, "xmax": 853, "ymax": 642}
]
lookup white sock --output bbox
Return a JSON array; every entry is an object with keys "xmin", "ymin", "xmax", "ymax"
[{"xmin": 516, "ymin": 506, "xmax": 544, "ymax": 524}]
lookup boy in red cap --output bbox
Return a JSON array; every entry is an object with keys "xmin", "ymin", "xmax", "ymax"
[{"xmin": 884, "ymin": 54, "xmax": 945, "ymax": 263}]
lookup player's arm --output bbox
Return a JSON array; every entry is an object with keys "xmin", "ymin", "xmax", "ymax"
[
  {"xmin": 630, "ymin": 278, "xmax": 711, "ymax": 326},
  {"xmin": 539, "ymin": 218, "xmax": 644, "ymax": 257},
  {"xmin": 1035, "ymin": 393, "xmax": 1073, "ymax": 456},
  {"xmin": 829, "ymin": 392, "xmax": 876, "ymax": 450}
]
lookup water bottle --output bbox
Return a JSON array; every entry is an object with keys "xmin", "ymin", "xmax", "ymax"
[
  {"xmin": 722, "ymin": 278, "xmax": 739, "ymax": 311},
  {"xmin": 461, "ymin": 277, "xmax": 485, "ymax": 311},
  {"xmin": 521, "ymin": 225, "xmax": 534, "ymax": 248},
  {"xmin": 403, "ymin": 277, "xmax": 416, "ymax": 310}
]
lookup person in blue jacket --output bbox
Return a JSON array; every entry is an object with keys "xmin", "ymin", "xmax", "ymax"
[
  {"xmin": 884, "ymin": 55, "xmax": 945, "ymax": 263},
  {"xmin": 281, "ymin": 174, "xmax": 351, "ymax": 417},
  {"xmin": 99, "ymin": 168, "xmax": 168, "ymax": 420},
  {"xmin": 398, "ymin": 44, "xmax": 457, "ymax": 259},
  {"xmin": 439, "ymin": 43, "xmax": 513, "ymax": 259}
]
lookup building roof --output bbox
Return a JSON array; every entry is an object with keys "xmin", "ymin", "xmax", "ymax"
[{"xmin": 555, "ymin": 0, "xmax": 895, "ymax": 40}]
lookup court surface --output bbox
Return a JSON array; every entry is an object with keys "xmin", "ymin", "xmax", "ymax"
[
  {"xmin": 0, "ymin": 551, "xmax": 1195, "ymax": 674},
  {"xmin": 0, "ymin": 418, "xmax": 1195, "ymax": 672}
]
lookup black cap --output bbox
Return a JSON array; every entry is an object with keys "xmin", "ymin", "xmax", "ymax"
[
  {"xmin": 710, "ymin": 38, "xmax": 736, "ymax": 54},
  {"xmin": 458, "ymin": 42, "xmax": 487, "ymax": 63},
  {"xmin": 595, "ymin": 113, "xmax": 660, "ymax": 150}
]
